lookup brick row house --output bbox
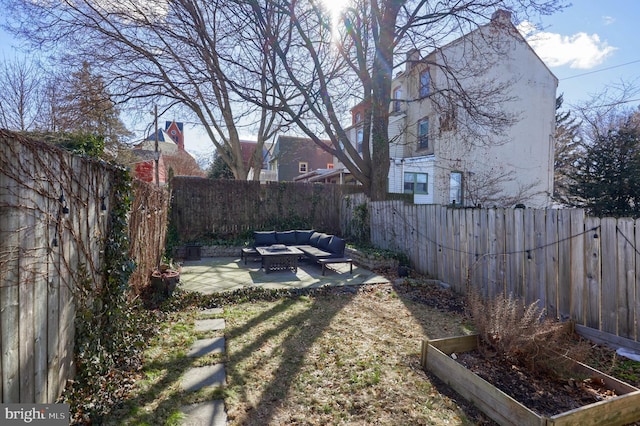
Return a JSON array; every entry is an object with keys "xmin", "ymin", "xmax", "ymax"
[{"xmin": 132, "ymin": 120, "xmax": 204, "ymax": 184}]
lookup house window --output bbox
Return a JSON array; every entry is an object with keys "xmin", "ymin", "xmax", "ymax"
[
  {"xmin": 354, "ymin": 111, "xmax": 362, "ymax": 124},
  {"xmin": 356, "ymin": 127, "xmax": 364, "ymax": 154},
  {"xmin": 327, "ymin": 163, "xmax": 334, "ymax": 169},
  {"xmin": 392, "ymin": 87, "xmax": 402, "ymax": 112},
  {"xmin": 299, "ymin": 162, "xmax": 308, "ymax": 173},
  {"xmin": 418, "ymin": 118, "xmax": 429, "ymax": 149},
  {"xmin": 419, "ymin": 69, "xmax": 430, "ymax": 98},
  {"xmin": 404, "ymin": 172, "xmax": 428, "ymax": 195},
  {"xmin": 450, "ymin": 172, "xmax": 463, "ymax": 205}
]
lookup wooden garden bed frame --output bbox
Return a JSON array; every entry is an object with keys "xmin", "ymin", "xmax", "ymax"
[{"xmin": 421, "ymin": 335, "xmax": 640, "ymax": 426}]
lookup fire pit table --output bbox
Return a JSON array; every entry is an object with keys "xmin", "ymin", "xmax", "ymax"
[{"xmin": 256, "ymin": 246, "xmax": 304, "ymax": 274}]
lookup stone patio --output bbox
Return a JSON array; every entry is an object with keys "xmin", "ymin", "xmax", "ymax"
[{"xmin": 178, "ymin": 256, "xmax": 389, "ymax": 294}]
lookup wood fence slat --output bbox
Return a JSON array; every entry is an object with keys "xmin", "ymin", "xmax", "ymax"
[
  {"xmin": 495, "ymin": 209, "xmax": 506, "ymax": 297},
  {"xmin": 545, "ymin": 209, "xmax": 559, "ymax": 318},
  {"xmin": 464, "ymin": 209, "xmax": 474, "ymax": 293},
  {"xmin": 523, "ymin": 209, "xmax": 537, "ymax": 305},
  {"xmin": 601, "ymin": 218, "xmax": 618, "ymax": 334},
  {"xmin": 616, "ymin": 219, "xmax": 635, "ymax": 339},
  {"xmin": 585, "ymin": 217, "xmax": 601, "ymax": 329},
  {"xmin": 534, "ymin": 210, "xmax": 547, "ymax": 311},
  {"xmin": 457, "ymin": 209, "xmax": 468, "ymax": 294},
  {"xmin": 445, "ymin": 208, "xmax": 454, "ymax": 285},
  {"xmin": 505, "ymin": 208, "xmax": 524, "ymax": 298},
  {"xmin": 571, "ymin": 210, "xmax": 586, "ymax": 324},
  {"xmin": 18, "ymin": 164, "xmax": 36, "ymax": 402},
  {"xmin": 557, "ymin": 209, "xmax": 572, "ymax": 320},
  {"xmin": 1, "ymin": 145, "xmax": 21, "ymax": 402},
  {"xmin": 428, "ymin": 205, "xmax": 438, "ymax": 277},
  {"xmin": 487, "ymin": 209, "xmax": 498, "ymax": 298},
  {"xmin": 452, "ymin": 209, "xmax": 462, "ymax": 290},
  {"xmin": 33, "ymin": 166, "xmax": 49, "ymax": 403},
  {"xmin": 441, "ymin": 205, "xmax": 447, "ymax": 279},
  {"xmin": 417, "ymin": 207, "xmax": 428, "ymax": 275}
]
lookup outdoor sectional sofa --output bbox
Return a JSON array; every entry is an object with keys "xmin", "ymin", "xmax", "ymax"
[{"xmin": 242, "ymin": 230, "xmax": 352, "ymax": 275}]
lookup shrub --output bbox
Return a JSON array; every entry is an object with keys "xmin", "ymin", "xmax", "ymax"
[{"xmin": 467, "ymin": 291, "xmax": 580, "ymax": 374}]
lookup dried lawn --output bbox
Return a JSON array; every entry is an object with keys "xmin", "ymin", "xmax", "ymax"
[{"xmin": 223, "ymin": 283, "xmax": 478, "ymax": 425}]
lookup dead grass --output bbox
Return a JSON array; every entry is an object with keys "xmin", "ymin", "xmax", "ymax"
[
  {"xmin": 102, "ymin": 281, "xmax": 486, "ymax": 425},
  {"xmin": 223, "ymin": 284, "xmax": 477, "ymax": 425}
]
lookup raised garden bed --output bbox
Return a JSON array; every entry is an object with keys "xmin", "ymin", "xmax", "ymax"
[
  {"xmin": 344, "ymin": 247, "xmax": 399, "ymax": 271},
  {"xmin": 421, "ymin": 334, "xmax": 640, "ymax": 426}
]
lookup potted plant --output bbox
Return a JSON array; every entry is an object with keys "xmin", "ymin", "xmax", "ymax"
[{"xmin": 150, "ymin": 262, "xmax": 180, "ymax": 297}]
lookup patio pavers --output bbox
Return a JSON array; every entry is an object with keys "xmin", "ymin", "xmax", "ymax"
[
  {"xmin": 195, "ymin": 318, "xmax": 226, "ymax": 332},
  {"xmin": 178, "ymin": 256, "xmax": 389, "ymax": 295}
]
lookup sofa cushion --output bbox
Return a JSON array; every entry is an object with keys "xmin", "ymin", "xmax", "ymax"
[
  {"xmin": 295, "ymin": 229, "xmax": 315, "ymax": 245},
  {"xmin": 254, "ymin": 231, "xmax": 277, "ymax": 246},
  {"xmin": 276, "ymin": 230, "xmax": 297, "ymax": 245},
  {"xmin": 317, "ymin": 233, "xmax": 332, "ymax": 251},
  {"xmin": 327, "ymin": 236, "xmax": 346, "ymax": 257},
  {"xmin": 309, "ymin": 231, "xmax": 323, "ymax": 246},
  {"xmin": 298, "ymin": 245, "xmax": 333, "ymax": 260}
]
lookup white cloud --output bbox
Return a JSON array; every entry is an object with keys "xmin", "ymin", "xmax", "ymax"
[
  {"xmin": 517, "ymin": 21, "xmax": 617, "ymax": 69},
  {"xmin": 602, "ymin": 16, "xmax": 616, "ymax": 26}
]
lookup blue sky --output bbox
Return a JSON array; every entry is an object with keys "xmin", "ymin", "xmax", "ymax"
[
  {"xmin": 519, "ymin": 1, "xmax": 640, "ymax": 108},
  {"xmin": 0, "ymin": 2, "xmax": 638, "ymax": 154}
]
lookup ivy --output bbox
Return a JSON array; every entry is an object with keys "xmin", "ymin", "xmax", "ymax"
[{"xmin": 65, "ymin": 165, "xmax": 152, "ymax": 422}]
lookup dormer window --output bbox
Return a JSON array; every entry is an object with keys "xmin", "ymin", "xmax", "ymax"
[{"xmin": 354, "ymin": 111, "xmax": 362, "ymax": 124}]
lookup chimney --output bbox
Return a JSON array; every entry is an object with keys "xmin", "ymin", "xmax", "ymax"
[
  {"xmin": 491, "ymin": 9, "xmax": 512, "ymax": 26},
  {"xmin": 406, "ymin": 49, "xmax": 420, "ymax": 72}
]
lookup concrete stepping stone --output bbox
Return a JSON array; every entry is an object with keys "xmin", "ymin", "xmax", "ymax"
[
  {"xmin": 187, "ymin": 337, "xmax": 225, "ymax": 358},
  {"xmin": 200, "ymin": 307, "xmax": 224, "ymax": 316},
  {"xmin": 180, "ymin": 400, "xmax": 227, "ymax": 426},
  {"xmin": 195, "ymin": 318, "xmax": 225, "ymax": 332},
  {"xmin": 181, "ymin": 364, "xmax": 226, "ymax": 392}
]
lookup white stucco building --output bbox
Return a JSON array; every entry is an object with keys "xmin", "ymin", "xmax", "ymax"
[{"xmin": 346, "ymin": 10, "xmax": 557, "ymax": 207}]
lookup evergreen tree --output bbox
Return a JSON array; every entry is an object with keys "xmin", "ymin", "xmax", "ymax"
[
  {"xmin": 56, "ymin": 62, "xmax": 131, "ymax": 159},
  {"xmin": 207, "ymin": 150, "xmax": 235, "ymax": 180},
  {"xmin": 553, "ymin": 95, "xmax": 583, "ymax": 206},
  {"xmin": 568, "ymin": 121, "xmax": 640, "ymax": 217}
]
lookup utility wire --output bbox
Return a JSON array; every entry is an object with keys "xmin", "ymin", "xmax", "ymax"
[{"xmin": 560, "ymin": 59, "xmax": 640, "ymax": 81}]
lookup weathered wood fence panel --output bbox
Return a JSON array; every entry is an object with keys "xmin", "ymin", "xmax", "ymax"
[
  {"xmin": 354, "ymin": 200, "xmax": 640, "ymax": 343},
  {"xmin": 171, "ymin": 177, "xmax": 360, "ymax": 242},
  {"xmin": 0, "ymin": 131, "xmax": 169, "ymax": 403}
]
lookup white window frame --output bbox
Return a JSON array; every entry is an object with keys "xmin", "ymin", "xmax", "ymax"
[{"xmin": 449, "ymin": 171, "xmax": 463, "ymax": 205}]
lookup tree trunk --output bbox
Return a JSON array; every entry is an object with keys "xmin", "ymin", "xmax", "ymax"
[{"xmin": 368, "ymin": 0, "xmax": 403, "ymax": 201}]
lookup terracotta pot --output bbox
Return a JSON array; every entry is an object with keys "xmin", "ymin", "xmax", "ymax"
[{"xmin": 150, "ymin": 269, "xmax": 180, "ymax": 297}]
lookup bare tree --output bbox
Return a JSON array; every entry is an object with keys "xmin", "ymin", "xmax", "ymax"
[
  {"xmin": 239, "ymin": 0, "xmax": 564, "ymax": 200},
  {"xmin": 3, "ymin": 0, "xmax": 286, "ymax": 180},
  {"xmin": 0, "ymin": 56, "xmax": 44, "ymax": 131},
  {"xmin": 463, "ymin": 167, "xmax": 543, "ymax": 208}
]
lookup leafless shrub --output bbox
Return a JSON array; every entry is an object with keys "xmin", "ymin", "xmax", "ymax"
[{"xmin": 467, "ymin": 291, "xmax": 580, "ymax": 375}]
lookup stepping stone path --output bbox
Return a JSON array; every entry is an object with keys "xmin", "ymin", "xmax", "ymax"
[{"xmin": 180, "ymin": 307, "xmax": 228, "ymax": 426}]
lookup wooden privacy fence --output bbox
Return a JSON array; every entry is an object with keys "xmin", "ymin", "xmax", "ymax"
[
  {"xmin": 351, "ymin": 194, "xmax": 640, "ymax": 344},
  {"xmin": 0, "ymin": 131, "xmax": 113, "ymax": 403},
  {"xmin": 0, "ymin": 130, "xmax": 169, "ymax": 403},
  {"xmin": 171, "ymin": 177, "xmax": 360, "ymax": 241}
]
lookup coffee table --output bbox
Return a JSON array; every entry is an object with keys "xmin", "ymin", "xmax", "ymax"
[{"xmin": 255, "ymin": 246, "xmax": 304, "ymax": 274}]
